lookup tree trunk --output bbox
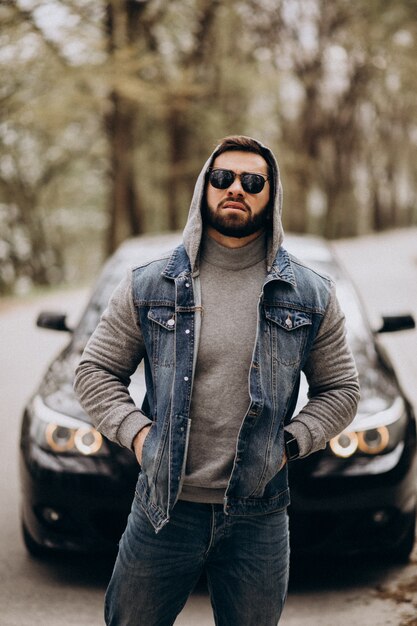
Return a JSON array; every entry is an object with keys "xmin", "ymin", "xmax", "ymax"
[
  {"xmin": 105, "ymin": 0, "xmax": 147, "ymax": 254},
  {"xmin": 106, "ymin": 90, "xmax": 144, "ymax": 254},
  {"xmin": 167, "ymin": 106, "xmax": 189, "ymax": 232}
]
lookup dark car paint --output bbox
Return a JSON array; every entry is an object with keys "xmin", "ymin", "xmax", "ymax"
[{"xmin": 19, "ymin": 234, "xmax": 417, "ymax": 559}]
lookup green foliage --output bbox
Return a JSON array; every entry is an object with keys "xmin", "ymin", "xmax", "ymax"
[{"xmin": 1, "ymin": 0, "xmax": 416, "ymax": 295}]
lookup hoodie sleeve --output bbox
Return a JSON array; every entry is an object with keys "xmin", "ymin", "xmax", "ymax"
[
  {"xmin": 74, "ymin": 271, "xmax": 152, "ymax": 450},
  {"xmin": 284, "ymin": 284, "xmax": 360, "ymax": 457}
]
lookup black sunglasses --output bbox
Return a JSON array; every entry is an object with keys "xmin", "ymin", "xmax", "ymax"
[{"xmin": 208, "ymin": 168, "xmax": 269, "ymax": 194}]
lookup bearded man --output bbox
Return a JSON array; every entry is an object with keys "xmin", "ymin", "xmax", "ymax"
[{"xmin": 75, "ymin": 135, "xmax": 360, "ymax": 625}]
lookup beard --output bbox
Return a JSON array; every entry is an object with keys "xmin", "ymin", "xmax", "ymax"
[{"xmin": 202, "ymin": 197, "xmax": 271, "ymax": 238}]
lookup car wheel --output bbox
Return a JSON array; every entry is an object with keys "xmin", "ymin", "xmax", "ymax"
[{"xmin": 21, "ymin": 520, "xmax": 50, "ymax": 559}]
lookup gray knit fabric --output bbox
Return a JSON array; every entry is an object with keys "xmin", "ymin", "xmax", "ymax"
[{"xmin": 180, "ymin": 233, "xmax": 267, "ymax": 503}]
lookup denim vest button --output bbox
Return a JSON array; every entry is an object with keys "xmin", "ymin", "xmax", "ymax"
[
  {"xmin": 185, "ymin": 282, "xmax": 190, "ymax": 288},
  {"xmin": 167, "ymin": 319, "xmax": 175, "ymax": 327},
  {"xmin": 184, "ymin": 376, "xmax": 189, "ymax": 381},
  {"xmin": 185, "ymin": 329, "xmax": 190, "ymax": 334}
]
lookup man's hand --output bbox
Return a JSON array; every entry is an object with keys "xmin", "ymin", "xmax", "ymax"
[{"xmin": 133, "ymin": 425, "xmax": 151, "ymax": 465}]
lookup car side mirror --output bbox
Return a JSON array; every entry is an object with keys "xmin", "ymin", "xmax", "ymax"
[
  {"xmin": 376, "ymin": 314, "xmax": 415, "ymax": 334},
  {"xmin": 36, "ymin": 311, "xmax": 73, "ymax": 333}
]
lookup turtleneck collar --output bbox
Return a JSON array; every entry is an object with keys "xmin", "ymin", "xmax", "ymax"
[{"xmin": 200, "ymin": 231, "xmax": 267, "ymax": 271}]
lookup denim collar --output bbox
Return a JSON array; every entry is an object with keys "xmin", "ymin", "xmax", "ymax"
[
  {"xmin": 267, "ymin": 247, "xmax": 296, "ymax": 286},
  {"xmin": 162, "ymin": 243, "xmax": 296, "ymax": 287}
]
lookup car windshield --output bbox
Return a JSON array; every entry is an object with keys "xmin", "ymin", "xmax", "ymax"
[
  {"xmin": 74, "ymin": 247, "xmax": 369, "ymax": 355},
  {"xmin": 72, "ymin": 257, "xmax": 130, "ymax": 349},
  {"xmin": 72, "ymin": 238, "xmax": 386, "ymax": 392}
]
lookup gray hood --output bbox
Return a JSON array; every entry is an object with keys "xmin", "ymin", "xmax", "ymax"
[{"xmin": 182, "ymin": 137, "xmax": 284, "ymax": 274}]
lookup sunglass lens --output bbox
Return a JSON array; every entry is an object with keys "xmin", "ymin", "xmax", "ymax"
[
  {"xmin": 209, "ymin": 169, "xmax": 235, "ymax": 189},
  {"xmin": 209, "ymin": 169, "xmax": 266, "ymax": 193},
  {"xmin": 241, "ymin": 174, "xmax": 265, "ymax": 194}
]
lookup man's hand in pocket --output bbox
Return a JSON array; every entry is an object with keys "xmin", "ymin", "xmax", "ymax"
[{"xmin": 133, "ymin": 426, "xmax": 152, "ymax": 465}]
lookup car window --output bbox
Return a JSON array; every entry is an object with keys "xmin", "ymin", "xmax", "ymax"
[
  {"xmin": 72, "ymin": 258, "xmax": 128, "ymax": 348},
  {"xmin": 72, "ymin": 239, "xmax": 378, "ymax": 372}
]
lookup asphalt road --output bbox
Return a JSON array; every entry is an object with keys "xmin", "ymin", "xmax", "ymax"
[{"xmin": 1, "ymin": 228, "xmax": 417, "ymax": 626}]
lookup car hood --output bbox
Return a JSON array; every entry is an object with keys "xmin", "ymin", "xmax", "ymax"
[
  {"xmin": 38, "ymin": 345, "xmax": 147, "ymax": 425},
  {"xmin": 40, "ymin": 343, "xmax": 400, "ymax": 430}
]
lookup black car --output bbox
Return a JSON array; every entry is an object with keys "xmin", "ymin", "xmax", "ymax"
[{"xmin": 19, "ymin": 233, "xmax": 417, "ymax": 561}]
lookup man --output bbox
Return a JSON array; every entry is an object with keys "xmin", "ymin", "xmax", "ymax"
[{"xmin": 75, "ymin": 135, "xmax": 360, "ymax": 625}]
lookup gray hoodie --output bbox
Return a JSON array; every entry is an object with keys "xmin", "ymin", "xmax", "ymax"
[{"xmin": 182, "ymin": 139, "xmax": 283, "ymax": 274}]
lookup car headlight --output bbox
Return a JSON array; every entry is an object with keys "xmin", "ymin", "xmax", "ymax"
[
  {"xmin": 29, "ymin": 395, "xmax": 109, "ymax": 457},
  {"xmin": 329, "ymin": 397, "xmax": 407, "ymax": 459}
]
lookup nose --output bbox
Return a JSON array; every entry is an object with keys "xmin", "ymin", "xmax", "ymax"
[{"xmin": 227, "ymin": 175, "xmax": 244, "ymax": 196}]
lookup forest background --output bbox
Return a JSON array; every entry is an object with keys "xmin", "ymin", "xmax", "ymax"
[{"xmin": 1, "ymin": 0, "xmax": 416, "ymax": 295}]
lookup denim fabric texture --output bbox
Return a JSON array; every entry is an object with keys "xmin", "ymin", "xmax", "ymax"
[
  {"xmin": 75, "ymin": 137, "xmax": 359, "ymax": 534},
  {"xmin": 133, "ymin": 243, "xmax": 333, "ymax": 530},
  {"xmin": 105, "ymin": 497, "xmax": 289, "ymax": 626}
]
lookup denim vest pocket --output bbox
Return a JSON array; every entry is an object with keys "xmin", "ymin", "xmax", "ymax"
[
  {"xmin": 147, "ymin": 306, "xmax": 176, "ymax": 367},
  {"xmin": 140, "ymin": 411, "xmax": 170, "ymax": 486},
  {"xmin": 264, "ymin": 305, "xmax": 312, "ymax": 366},
  {"xmin": 147, "ymin": 306, "xmax": 176, "ymax": 330}
]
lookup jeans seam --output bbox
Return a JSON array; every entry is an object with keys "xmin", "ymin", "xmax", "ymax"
[{"xmin": 203, "ymin": 504, "xmax": 216, "ymax": 559}]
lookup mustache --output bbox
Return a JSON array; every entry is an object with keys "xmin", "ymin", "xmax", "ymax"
[{"xmin": 218, "ymin": 197, "xmax": 251, "ymax": 212}]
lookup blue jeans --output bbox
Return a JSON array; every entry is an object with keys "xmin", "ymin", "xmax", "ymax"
[{"xmin": 104, "ymin": 496, "xmax": 290, "ymax": 625}]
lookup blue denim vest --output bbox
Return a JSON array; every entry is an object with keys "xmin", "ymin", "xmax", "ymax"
[{"xmin": 133, "ymin": 244, "xmax": 331, "ymax": 531}]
